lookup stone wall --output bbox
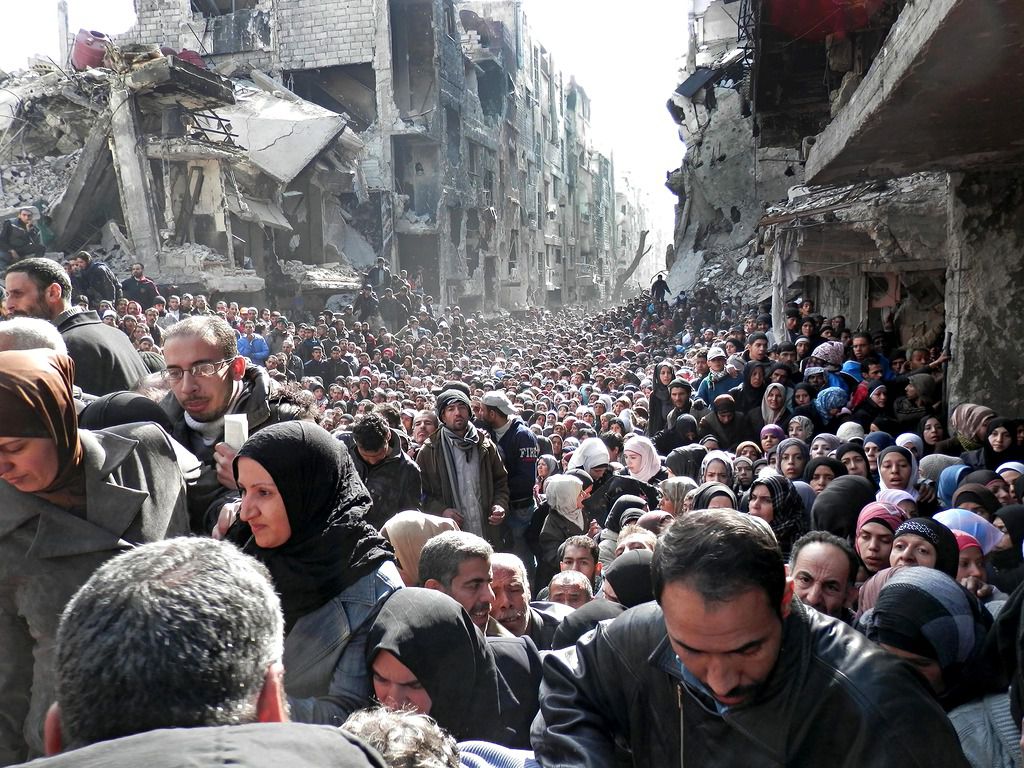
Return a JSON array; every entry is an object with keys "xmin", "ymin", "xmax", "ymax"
[
  {"xmin": 119, "ymin": 0, "xmax": 191, "ymax": 47},
  {"xmin": 276, "ymin": 0, "xmax": 376, "ymax": 70},
  {"xmin": 945, "ymin": 169, "xmax": 1024, "ymax": 413}
]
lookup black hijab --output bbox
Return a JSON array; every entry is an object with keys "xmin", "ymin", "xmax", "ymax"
[
  {"xmin": 893, "ymin": 517, "xmax": 960, "ymax": 580},
  {"xmin": 232, "ymin": 421, "xmax": 393, "ymax": 633},
  {"xmin": 604, "ymin": 549, "xmax": 655, "ymax": 607},
  {"xmin": 367, "ymin": 588, "xmax": 502, "ymax": 741},
  {"xmin": 811, "ymin": 475, "xmax": 877, "ymax": 543},
  {"xmin": 551, "ymin": 599, "xmax": 626, "ymax": 650}
]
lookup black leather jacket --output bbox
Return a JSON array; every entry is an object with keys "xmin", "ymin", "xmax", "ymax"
[{"xmin": 532, "ymin": 599, "xmax": 969, "ymax": 768}]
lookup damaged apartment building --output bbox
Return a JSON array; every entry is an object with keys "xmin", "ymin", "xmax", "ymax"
[
  {"xmin": 81, "ymin": 0, "xmax": 645, "ymax": 312},
  {"xmin": 668, "ymin": 0, "xmax": 1024, "ymax": 411}
]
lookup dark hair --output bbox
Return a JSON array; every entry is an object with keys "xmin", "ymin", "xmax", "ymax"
[
  {"xmin": 789, "ymin": 531, "xmax": 858, "ymax": 586},
  {"xmin": 55, "ymin": 539, "xmax": 283, "ymax": 748},
  {"xmin": 6, "ymin": 257, "xmax": 72, "ymax": 299},
  {"xmin": 652, "ymin": 510, "xmax": 785, "ymax": 616},
  {"xmin": 557, "ymin": 534, "xmax": 599, "ymax": 565},
  {"xmin": 163, "ymin": 315, "xmax": 239, "ymax": 359},
  {"xmin": 374, "ymin": 402, "xmax": 402, "ymax": 429},
  {"xmin": 352, "ymin": 412, "xmax": 391, "ymax": 451},
  {"xmin": 72, "ymin": 250, "xmax": 92, "ymax": 264}
]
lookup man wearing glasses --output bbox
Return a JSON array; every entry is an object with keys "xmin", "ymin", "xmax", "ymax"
[{"xmin": 160, "ymin": 316, "xmax": 306, "ymax": 534}]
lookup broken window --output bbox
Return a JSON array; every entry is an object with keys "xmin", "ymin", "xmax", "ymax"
[
  {"xmin": 466, "ymin": 209, "xmax": 481, "ymax": 275},
  {"xmin": 393, "ymin": 135, "xmax": 440, "ymax": 220},
  {"xmin": 391, "ymin": 0, "xmax": 437, "ymax": 119},
  {"xmin": 286, "ymin": 65, "xmax": 378, "ymax": 132},
  {"xmin": 191, "ymin": 0, "xmax": 258, "ymax": 16},
  {"xmin": 444, "ymin": 1, "xmax": 458, "ymax": 39},
  {"xmin": 445, "ymin": 107, "xmax": 461, "ymax": 168},
  {"xmin": 477, "ymin": 64, "xmax": 505, "ymax": 118}
]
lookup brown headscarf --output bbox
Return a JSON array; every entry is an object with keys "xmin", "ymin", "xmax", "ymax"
[
  {"xmin": 949, "ymin": 403, "xmax": 996, "ymax": 451},
  {"xmin": 0, "ymin": 350, "xmax": 86, "ymax": 510},
  {"xmin": 381, "ymin": 510, "xmax": 458, "ymax": 586}
]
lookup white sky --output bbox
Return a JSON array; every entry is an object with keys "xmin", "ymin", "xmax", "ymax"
[{"xmin": 5, "ymin": 0, "xmax": 686, "ymax": 236}]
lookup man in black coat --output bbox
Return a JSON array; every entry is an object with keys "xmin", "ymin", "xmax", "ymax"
[
  {"xmin": 4, "ymin": 258, "xmax": 148, "ymax": 396},
  {"xmin": 531, "ymin": 510, "xmax": 970, "ymax": 768},
  {"xmin": 69, "ymin": 251, "xmax": 121, "ymax": 308},
  {"xmin": 120, "ymin": 262, "xmax": 159, "ymax": 309},
  {"xmin": 0, "ymin": 208, "xmax": 45, "ymax": 269},
  {"xmin": 340, "ymin": 412, "xmax": 421, "ymax": 530}
]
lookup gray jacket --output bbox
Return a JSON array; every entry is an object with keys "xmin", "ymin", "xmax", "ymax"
[{"xmin": 0, "ymin": 424, "xmax": 189, "ymax": 765}]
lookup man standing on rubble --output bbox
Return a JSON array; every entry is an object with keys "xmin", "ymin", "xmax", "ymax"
[
  {"xmin": 120, "ymin": 262, "xmax": 159, "ymax": 310},
  {"xmin": 0, "ymin": 208, "xmax": 46, "ymax": 271},
  {"xmin": 70, "ymin": 251, "xmax": 121, "ymax": 308}
]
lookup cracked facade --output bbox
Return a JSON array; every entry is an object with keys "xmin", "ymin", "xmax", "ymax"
[
  {"xmin": 103, "ymin": 0, "xmax": 655, "ymax": 311},
  {"xmin": 667, "ymin": 0, "xmax": 1024, "ymax": 411}
]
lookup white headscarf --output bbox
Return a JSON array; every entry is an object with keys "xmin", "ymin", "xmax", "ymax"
[
  {"xmin": 623, "ymin": 435, "xmax": 661, "ymax": 483},
  {"xmin": 545, "ymin": 474, "xmax": 584, "ymax": 529}
]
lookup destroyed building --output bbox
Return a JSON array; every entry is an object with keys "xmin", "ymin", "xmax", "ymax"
[
  {"xmin": 89, "ymin": 0, "xmax": 656, "ymax": 312},
  {"xmin": 667, "ymin": 0, "xmax": 1024, "ymax": 411}
]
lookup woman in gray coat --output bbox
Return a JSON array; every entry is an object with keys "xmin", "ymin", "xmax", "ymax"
[{"xmin": 0, "ymin": 350, "xmax": 190, "ymax": 764}]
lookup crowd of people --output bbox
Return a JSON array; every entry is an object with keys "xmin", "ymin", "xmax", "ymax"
[{"xmin": 1, "ymin": 249, "xmax": 1024, "ymax": 767}]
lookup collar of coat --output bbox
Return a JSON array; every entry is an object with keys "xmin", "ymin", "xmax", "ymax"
[{"xmin": 0, "ymin": 429, "xmax": 148, "ymax": 558}]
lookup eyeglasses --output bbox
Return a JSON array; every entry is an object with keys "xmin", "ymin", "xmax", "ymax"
[{"xmin": 162, "ymin": 358, "xmax": 235, "ymax": 382}]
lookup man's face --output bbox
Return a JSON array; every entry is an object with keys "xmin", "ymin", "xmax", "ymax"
[
  {"xmin": 560, "ymin": 545, "xmax": 597, "ymax": 583},
  {"xmin": 71, "ymin": 258, "xmax": 88, "ymax": 273},
  {"xmin": 669, "ymin": 386, "xmax": 689, "ymax": 410},
  {"xmin": 491, "ymin": 564, "xmax": 529, "ymax": 636},
  {"xmin": 749, "ymin": 339, "xmax": 768, "ymax": 361},
  {"xmin": 356, "ymin": 441, "xmax": 389, "ymax": 466},
  {"xmin": 865, "ymin": 363, "xmax": 884, "ymax": 381},
  {"xmin": 282, "ymin": 341, "xmax": 293, "ymax": 355},
  {"xmin": 169, "ymin": 297, "xmax": 180, "ymax": 310},
  {"xmin": 852, "ymin": 337, "xmax": 871, "ymax": 361},
  {"xmin": 445, "ymin": 557, "xmax": 495, "ymax": 629},
  {"xmin": 662, "ymin": 582, "xmax": 789, "ymax": 708},
  {"xmin": 131, "ymin": 263, "xmax": 143, "ymax": 278},
  {"xmin": 4, "ymin": 273, "xmax": 53, "ymax": 319},
  {"xmin": 549, "ymin": 580, "xmax": 592, "ymax": 609},
  {"xmin": 790, "ymin": 543, "xmax": 852, "ymax": 619},
  {"xmin": 163, "ymin": 336, "xmax": 240, "ymax": 423}
]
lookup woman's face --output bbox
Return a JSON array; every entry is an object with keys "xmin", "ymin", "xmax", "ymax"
[
  {"xmin": 766, "ymin": 388, "xmax": 784, "ymax": 411},
  {"xmin": 789, "ymin": 421, "xmax": 808, "ymax": 441},
  {"xmin": 922, "ymin": 417, "xmax": 944, "ymax": 445},
  {"xmin": 779, "ymin": 445, "xmax": 806, "ymax": 479},
  {"xmin": 537, "ymin": 462, "xmax": 551, "ymax": 480},
  {"xmin": 794, "ymin": 388, "xmax": 812, "ymax": 407},
  {"xmin": 749, "ymin": 367, "xmax": 765, "ymax": 388},
  {"xmin": 880, "ymin": 452, "xmax": 912, "ymax": 490},
  {"xmin": 989, "ymin": 479, "xmax": 1013, "ymax": 507},
  {"xmin": 703, "ymin": 459, "xmax": 730, "ymax": 484},
  {"xmin": 734, "ymin": 463, "xmax": 753, "ymax": 487},
  {"xmin": 0, "ymin": 436, "xmax": 59, "ymax": 493},
  {"xmin": 748, "ymin": 484, "xmax": 774, "ymax": 524},
  {"xmin": 236, "ymin": 457, "xmax": 292, "ymax": 548},
  {"xmin": 809, "ymin": 439, "xmax": 832, "ymax": 459},
  {"xmin": 993, "ymin": 517, "xmax": 1013, "ymax": 551},
  {"xmin": 841, "ymin": 451, "xmax": 869, "ymax": 478},
  {"xmin": 809, "ymin": 465, "xmax": 835, "ymax": 494},
  {"xmin": 857, "ymin": 522, "xmax": 894, "ymax": 573},
  {"xmin": 897, "ymin": 499, "xmax": 917, "ymax": 516},
  {"xmin": 372, "ymin": 650, "xmax": 432, "ymax": 714},
  {"xmin": 624, "ymin": 449, "xmax": 643, "ymax": 476},
  {"xmin": 870, "ymin": 388, "xmax": 887, "ymax": 408},
  {"xmin": 707, "ymin": 494, "xmax": 733, "ymax": 510},
  {"xmin": 957, "ymin": 546, "xmax": 986, "ymax": 583},
  {"xmin": 659, "ymin": 367, "xmax": 674, "ymax": 385},
  {"xmin": 989, "ymin": 426, "xmax": 1013, "ymax": 454},
  {"xmin": 761, "ymin": 433, "xmax": 780, "ymax": 453},
  {"xmin": 739, "ymin": 444, "xmax": 760, "ymax": 460},
  {"xmin": 890, "ymin": 534, "xmax": 937, "ymax": 569},
  {"xmin": 864, "ymin": 442, "xmax": 881, "ymax": 472}
]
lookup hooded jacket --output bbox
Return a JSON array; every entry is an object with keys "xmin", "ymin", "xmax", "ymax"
[
  {"xmin": 340, "ymin": 428, "xmax": 422, "ymax": 530},
  {"xmin": 532, "ymin": 599, "xmax": 969, "ymax": 768}
]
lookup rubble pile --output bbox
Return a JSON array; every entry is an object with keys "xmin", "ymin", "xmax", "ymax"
[{"xmin": 0, "ymin": 151, "xmax": 81, "ymax": 210}]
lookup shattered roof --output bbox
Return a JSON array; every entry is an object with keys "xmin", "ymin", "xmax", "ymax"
[{"xmin": 204, "ymin": 86, "xmax": 351, "ymax": 184}]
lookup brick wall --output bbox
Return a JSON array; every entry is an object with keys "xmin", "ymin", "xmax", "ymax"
[
  {"xmin": 276, "ymin": 0, "xmax": 376, "ymax": 70},
  {"xmin": 116, "ymin": 0, "xmax": 191, "ymax": 48}
]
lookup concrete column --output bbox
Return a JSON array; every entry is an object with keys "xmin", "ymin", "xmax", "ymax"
[
  {"xmin": 108, "ymin": 87, "xmax": 162, "ymax": 270},
  {"xmin": 944, "ymin": 170, "xmax": 1024, "ymax": 413}
]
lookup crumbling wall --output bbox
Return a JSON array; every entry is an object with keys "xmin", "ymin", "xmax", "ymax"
[
  {"xmin": 945, "ymin": 169, "xmax": 1024, "ymax": 413},
  {"xmin": 276, "ymin": 0, "xmax": 376, "ymax": 70}
]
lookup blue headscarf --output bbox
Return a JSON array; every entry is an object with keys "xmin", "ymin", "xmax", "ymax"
[
  {"xmin": 814, "ymin": 387, "xmax": 849, "ymax": 422},
  {"xmin": 938, "ymin": 464, "xmax": 971, "ymax": 508},
  {"xmin": 863, "ymin": 432, "xmax": 896, "ymax": 451}
]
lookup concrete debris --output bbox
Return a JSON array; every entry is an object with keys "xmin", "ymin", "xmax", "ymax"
[{"xmin": 0, "ymin": 151, "xmax": 81, "ymax": 209}]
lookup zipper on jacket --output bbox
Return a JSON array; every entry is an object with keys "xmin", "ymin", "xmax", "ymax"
[{"xmin": 677, "ymin": 682, "xmax": 685, "ymax": 768}]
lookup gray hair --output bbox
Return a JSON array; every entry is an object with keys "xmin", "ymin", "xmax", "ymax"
[
  {"xmin": 56, "ymin": 538, "xmax": 284, "ymax": 748},
  {"xmin": 343, "ymin": 707, "xmax": 458, "ymax": 768},
  {"xmin": 544, "ymin": 474, "xmax": 583, "ymax": 516},
  {"xmin": 549, "ymin": 569, "xmax": 594, "ymax": 596},
  {"xmin": 0, "ymin": 317, "xmax": 68, "ymax": 354},
  {"xmin": 491, "ymin": 552, "xmax": 531, "ymax": 603},
  {"xmin": 418, "ymin": 531, "xmax": 493, "ymax": 588}
]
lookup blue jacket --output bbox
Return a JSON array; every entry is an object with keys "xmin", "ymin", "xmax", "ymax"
[
  {"xmin": 696, "ymin": 373, "xmax": 742, "ymax": 408},
  {"xmin": 237, "ymin": 333, "xmax": 270, "ymax": 365},
  {"xmin": 494, "ymin": 418, "xmax": 539, "ymax": 505}
]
